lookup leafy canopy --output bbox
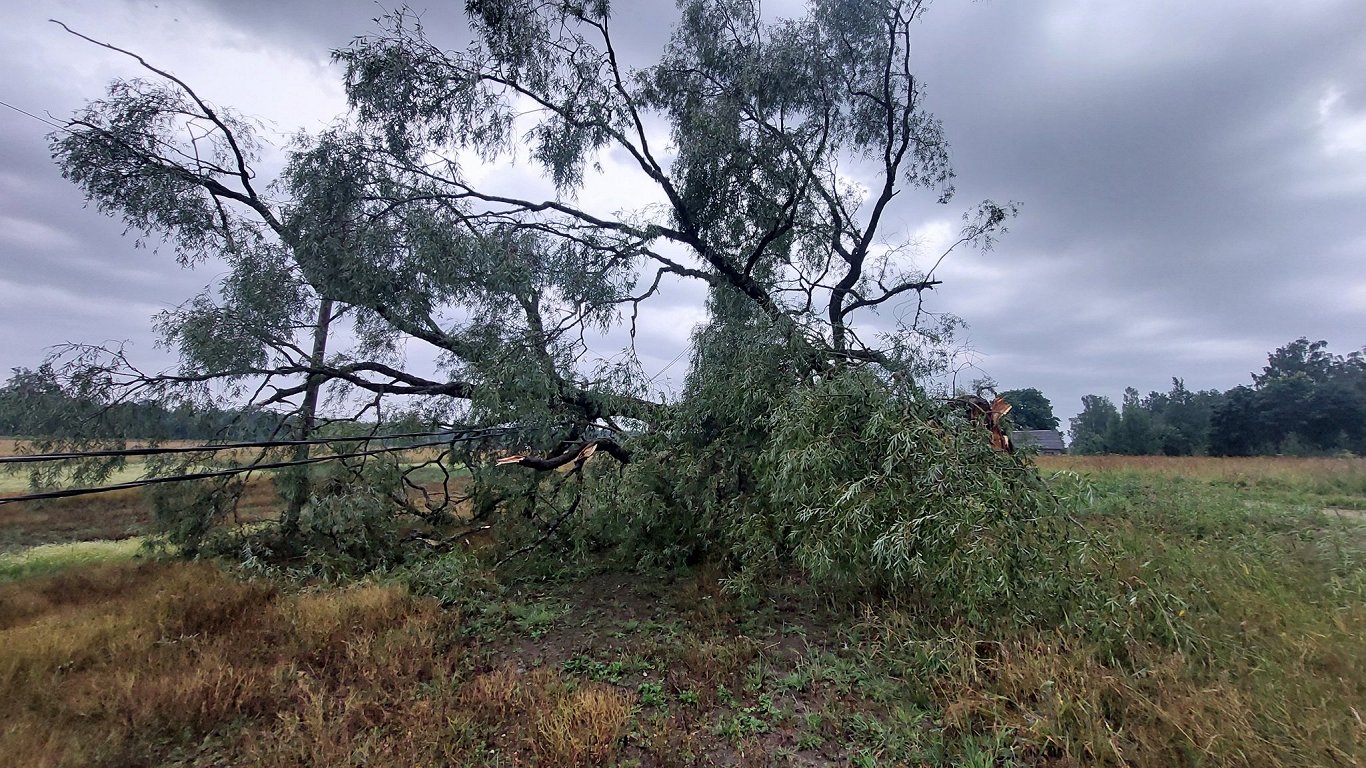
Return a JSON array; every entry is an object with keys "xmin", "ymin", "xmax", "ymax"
[
  {"xmin": 38, "ymin": 2, "xmax": 1089, "ymax": 618},
  {"xmin": 999, "ymin": 387, "xmax": 1060, "ymax": 431}
]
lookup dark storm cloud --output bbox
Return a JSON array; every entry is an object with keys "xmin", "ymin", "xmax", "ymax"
[
  {"xmin": 895, "ymin": 0, "xmax": 1366, "ymax": 419},
  {"xmin": 4, "ymin": 0, "xmax": 1366, "ymax": 430}
]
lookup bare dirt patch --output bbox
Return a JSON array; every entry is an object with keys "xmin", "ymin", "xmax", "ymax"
[{"xmin": 1324, "ymin": 506, "xmax": 1366, "ymax": 521}]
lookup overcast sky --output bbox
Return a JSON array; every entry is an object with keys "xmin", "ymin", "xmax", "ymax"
[{"xmin": 3, "ymin": 0, "xmax": 1365, "ymax": 428}]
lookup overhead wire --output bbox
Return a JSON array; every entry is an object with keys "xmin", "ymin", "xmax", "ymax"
[
  {"xmin": 0, "ymin": 427, "xmax": 513, "ymax": 465},
  {"xmin": 646, "ymin": 346, "xmax": 690, "ymax": 386},
  {"xmin": 0, "ymin": 440, "xmax": 446, "ymax": 506},
  {"xmin": 0, "ymin": 426, "xmax": 522, "ymax": 506},
  {"xmin": 0, "ymin": 98, "xmax": 68, "ymax": 130}
]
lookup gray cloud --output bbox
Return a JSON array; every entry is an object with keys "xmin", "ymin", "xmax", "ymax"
[
  {"xmin": 898, "ymin": 0, "xmax": 1366, "ymax": 417},
  {"xmin": 4, "ymin": 0, "xmax": 1366, "ymax": 430}
]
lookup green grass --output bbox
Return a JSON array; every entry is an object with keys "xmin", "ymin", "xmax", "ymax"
[
  {"xmin": 397, "ymin": 462, "xmax": 472, "ymax": 485},
  {"xmin": 0, "ymin": 538, "xmax": 144, "ymax": 582},
  {"xmin": 0, "ymin": 464, "xmax": 151, "ymax": 494}
]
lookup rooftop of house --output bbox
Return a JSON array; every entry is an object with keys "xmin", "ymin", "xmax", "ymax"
[{"xmin": 1014, "ymin": 429, "xmax": 1066, "ymax": 452}]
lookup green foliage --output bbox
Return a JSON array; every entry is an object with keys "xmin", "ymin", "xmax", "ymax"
[
  {"xmin": 753, "ymin": 371, "xmax": 1091, "ymax": 622},
  {"xmin": 637, "ymin": 681, "xmax": 667, "ymax": 708},
  {"xmin": 563, "ymin": 655, "xmax": 629, "ymax": 684},
  {"xmin": 1074, "ymin": 339, "xmax": 1366, "ymax": 456},
  {"xmin": 1213, "ymin": 339, "xmax": 1366, "ymax": 455},
  {"xmin": 390, "ymin": 548, "xmax": 499, "ymax": 607},
  {"xmin": 1068, "ymin": 394, "xmax": 1119, "ymax": 455},
  {"xmin": 51, "ymin": 1, "xmax": 1027, "ymax": 586},
  {"xmin": 578, "ymin": 361, "xmax": 1091, "ymax": 626},
  {"xmin": 1255, "ymin": 337, "xmax": 1338, "ymax": 386},
  {"xmin": 51, "ymin": 78, "xmax": 266, "ymax": 265},
  {"xmin": 508, "ymin": 599, "xmax": 568, "ymax": 639},
  {"xmin": 291, "ymin": 467, "xmax": 406, "ymax": 576},
  {"xmin": 1208, "ymin": 384, "xmax": 1260, "ymax": 456},
  {"xmin": 146, "ymin": 477, "xmax": 250, "ymax": 559},
  {"xmin": 999, "ymin": 387, "xmax": 1060, "ymax": 431},
  {"xmin": 147, "ymin": 457, "xmax": 418, "ymax": 576},
  {"xmin": 1071, "ymin": 381, "xmax": 1225, "ymax": 456},
  {"xmin": 0, "ymin": 365, "xmax": 79, "ymax": 438},
  {"xmin": 1110, "ymin": 387, "xmax": 1162, "ymax": 455}
]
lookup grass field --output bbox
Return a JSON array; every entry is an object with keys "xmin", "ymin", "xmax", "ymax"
[
  {"xmin": 0, "ymin": 437, "xmax": 465, "ymax": 552},
  {"xmin": 1041, "ymin": 453, "xmax": 1366, "ymax": 493},
  {"xmin": 1, "ymin": 455, "xmax": 1364, "ymax": 766},
  {"xmin": 0, "ymin": 438, "xmax": 179, "ymax": 493},
  {"xmin": 0, "ymin": 538, "xmax": 145, "ymax": 582},
  {"xmin": 0, "ymin": 471, "xmax": 284, "ymax": 552}
]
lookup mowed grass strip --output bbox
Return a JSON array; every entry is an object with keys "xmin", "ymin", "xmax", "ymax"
[{"xmin": 0, "ymin": 539, "xmax": 144, "ymax": 583}]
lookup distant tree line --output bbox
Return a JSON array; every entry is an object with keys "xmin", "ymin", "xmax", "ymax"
[
  {"xmin": 0, "ymin": 364, "xmax": 283, "ymax": 440},
  {"xmin": 1068, "ymin": 338, "xmax": 1366, "ymax": 456}
]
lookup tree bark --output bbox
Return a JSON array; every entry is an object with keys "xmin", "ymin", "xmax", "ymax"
[{"xmin": 281, "ymin": 296, "xmax": 334, "ymax": 537}]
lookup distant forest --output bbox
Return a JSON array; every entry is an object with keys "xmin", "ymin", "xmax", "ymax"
[
  {"xmin": 0, "ymin": 364, "xmax": 283, "ymax": 441},
  {"xmin": 1067, "ymin": 338, "xmax": 1366, "ymax": 456}
]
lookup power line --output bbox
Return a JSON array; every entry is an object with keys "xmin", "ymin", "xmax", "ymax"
[
  {"xmin": 647, "ymin": 347, "xmax": 690, "ymax": 386},
  {"xmin": 0, "ymin": 426, "xmax": 530, "ymax": 505},
  {"xmin": 0, "ymin": 438, "xmax": 461, "ymax": 506},
  {"xmin": 0, "ymin": 98, "xmax": 67, "ymax": 130},
  {"xmin": 0, "ymin": 427, "xmax": 515, "ymax": 465}
]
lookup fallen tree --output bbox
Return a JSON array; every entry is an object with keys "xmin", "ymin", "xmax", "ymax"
[{"xmin": 38, "ymin": 0, "xmax": 1088, "ymax": 620}]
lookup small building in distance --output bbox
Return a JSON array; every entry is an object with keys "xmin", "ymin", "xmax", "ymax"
[{"xmin": 1013, "ymin": 429, "xmax": 1066, "ymax": 454}]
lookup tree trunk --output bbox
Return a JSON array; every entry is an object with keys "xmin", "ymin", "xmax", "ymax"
[{"xmin": 281, "ymin": 296, "xmax": 334, "ymax": 538}]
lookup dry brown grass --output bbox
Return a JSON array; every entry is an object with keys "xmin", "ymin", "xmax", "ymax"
[
  {"xmin": 459, "ymin": 663, "xmax": 633, "ymax": 765},
  {"xmin": 4, "ymin": 451, "xmax": 1363, "ymax": 767},
  {"xmin": 0, "ymin": 561, "xmax": 630, "ymax": 768},
  {"xmin": 1039, "ymin": 454, "xmax": 1366, "ymax": 486},
  {"xmin": 536, "ymin": 685, "xmax": 635, "ymax": 764}
]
